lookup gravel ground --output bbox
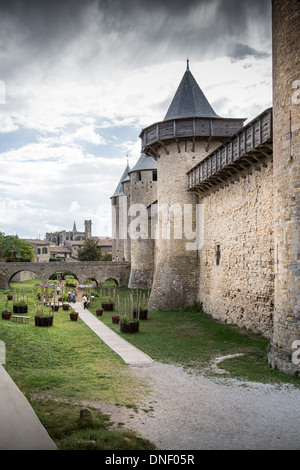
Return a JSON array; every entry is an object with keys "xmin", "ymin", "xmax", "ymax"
[{"xmin": 78, "ymin": 361, "xmax": 300, "ymax": 450}]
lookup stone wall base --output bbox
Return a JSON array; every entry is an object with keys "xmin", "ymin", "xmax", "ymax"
[
  {"xmin": 128, "ymin": 268, "xmax": 153, "ymax": 290},
  {"xmin": 268, "ymin": 343, "xmax": 300, "ymax": 376}
]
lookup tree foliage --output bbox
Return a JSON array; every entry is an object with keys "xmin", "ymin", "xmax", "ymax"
[
  {"xmin": 0, "ymin": 234, "xmax": 35, "ymax": 262},
  {"xmin": 77, "ymin": 238, "xmax": 102, "ymax": 261}
]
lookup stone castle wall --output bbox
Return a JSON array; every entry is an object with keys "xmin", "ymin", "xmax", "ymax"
[
  {"xmin": 268, "ymin": 0, "xmax": 300, "ymax": 374},
  {"xmin": 111, "ymin": 0, "xmax": 299, "ymax": 374},
  {"xmin": 199, "ymin": 161, "xmax": 274, "ymax": 337}
]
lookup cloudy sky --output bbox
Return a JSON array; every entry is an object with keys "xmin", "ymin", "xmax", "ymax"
[{"xmin": 0, "ymin": 0, "xmax": 272, "ymax": 239}]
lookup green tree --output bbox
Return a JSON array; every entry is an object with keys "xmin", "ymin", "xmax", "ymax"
[
  {"xmin": 0, "ymin": 232, "xmax": 4, "ymax": 260},
  {"xmin": 0, "ymin": 235, "xmax": 35, "ymax": 262},
  {"xmin": 77, "ymin": 238, "xmax": 102, "ymax": 261}
]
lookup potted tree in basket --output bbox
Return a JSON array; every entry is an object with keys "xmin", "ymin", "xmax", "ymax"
[
  {"xmin": 69, "ymin": 311, "xmax": 79, "ymax": 321},
  {"xmin": 101, "ymin": 287, "xmax": 116, "ymax": 311},
  {"xmin": 119, "ymin": 295, "xmax": 139, "ymax": 333},
  {"xmin": 132, "ymin": 290, "xmax": 149, "ymax": 320},
  {"xmin": 111, "ymin": 295, "xmax": 122, "ymax": 324},
  {"xmin": 12, "ymin": 289, "xmax": 28, "ymax": 314},
  {"xmin": 2, "ymin": 300, "xmax": 12, "ymax": 320},
  {"xmin": 62, "ymin": 292, "xmax": 70, "ymax": 311},
  {"xmin": 34, "ymin": 302, "xmax": 54, "ymax": 327}
]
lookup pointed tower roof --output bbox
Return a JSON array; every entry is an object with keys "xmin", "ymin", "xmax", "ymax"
[
  {"xmin": 111, "ymin": 162, "xmax": 131, "ymax": 198},
  {"xmin": 140, "ymin": 61, "xmax": 246, "ymax": 159},
  {"xmin": 128, "ymin": 153, "xmax": 157, "ymax": 174},
  {"xmin": 73, "ymin": 221, "xmax": 77, "ymax": 232},
  {"xmin": 164, "ymin": 60, "xmax": 219, "ymax": 121}
]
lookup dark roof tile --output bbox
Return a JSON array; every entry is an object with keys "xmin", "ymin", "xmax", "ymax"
[{"xmin": 164, "ymin": 62, "xmax": 219, "ymax": 120}]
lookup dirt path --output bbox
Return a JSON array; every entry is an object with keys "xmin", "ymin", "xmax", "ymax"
[{"xmin": 34, "ymin": 361, "xmax": 300, "ymax": 450}]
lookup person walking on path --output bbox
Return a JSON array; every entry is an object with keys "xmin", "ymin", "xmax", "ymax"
[
  {"xmin": 72, "ymin": 290, "xmax": 76, "ymax": 303},
  {"xmin": 67, "ymin": 291, "xmax": 72, "ymax": 303},
  {"xmin": 83, "ymin": 295, "xmax": 87, "ymax": 309}
]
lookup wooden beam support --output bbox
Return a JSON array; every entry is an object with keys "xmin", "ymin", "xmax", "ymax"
[{"xmin": 157, "ymin": 141, "xmax": 170, "ymax": 155}]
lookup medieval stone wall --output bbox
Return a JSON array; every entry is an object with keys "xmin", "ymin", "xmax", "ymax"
[
  {"xmin": 199, "ymin": 161, "xmax": 274, "ymax": 337},
  {"xmin": 268, "ymin": 0, "xmax": 300, "ymax": 373}
]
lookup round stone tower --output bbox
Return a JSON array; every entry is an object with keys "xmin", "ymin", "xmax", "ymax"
[
  {"xmin": 111, "ymin": 162, "xmax": 130, "ymax": 261},
  {"xmin": 268, "ymin": 0, "xmax": 300, "ymax": 374},
  {"xmin": 127, "ymin": 153, "xmax": 157, "ymax": 289},
  {"xmin": 140, "ymin": 62, "xmax": 245, "ymax": 310}
]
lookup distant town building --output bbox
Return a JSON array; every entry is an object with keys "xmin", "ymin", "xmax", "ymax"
[
  {"xmin": 45, "ymin": 220, "xmax": 92, "ymax": 245},
  {"xmin": 24, "ymin": 239, "xmax": 53, "ymax": 262}
]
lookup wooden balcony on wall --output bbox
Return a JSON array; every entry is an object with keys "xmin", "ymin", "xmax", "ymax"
[
  {"xmin": 140, "ymin": 116, "xmax": 245, "ymax": 158},
  {"xmin": 187, "ymin": 108, "xmax": 273, "ymax": 195}
]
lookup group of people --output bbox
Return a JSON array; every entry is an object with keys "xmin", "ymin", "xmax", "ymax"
[{"xmin": 55, "ymin": 280, "xmax": 88, "ymax": 308}]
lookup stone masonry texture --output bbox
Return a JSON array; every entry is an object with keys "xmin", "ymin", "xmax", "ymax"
[
  {"xmin": 199, "ymin": 162, "xmax": 274, "ymax": 338},
  {"xmin": 268, "ymin": 0, "xmax": 300, "ymax": 374}
]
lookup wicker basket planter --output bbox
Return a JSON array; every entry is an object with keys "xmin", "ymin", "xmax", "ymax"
[
  {"xmin": 120, "ymin": 320, "xmax": 139, "ymax": 333},
  {"xmin": 133, "ymin": 309, "xmax": 148, "ymax": 320},
  {"xmin": 35, "ymin": 316, "xmax": 54, "ymax": 327},
  {"xmin": 13, "ymin": 304, "xmax": 28, "ymax": 314},
  {"xmin": 2, "ymin": 310, "xmax": 12, "ymax": 320},
  {"xmin": 69, "ymin": 312, "xmax": 79, "ymax": 322},
  {"xmin": 101, "ymin": 303, "xmax": 115, "ymax": 312}
]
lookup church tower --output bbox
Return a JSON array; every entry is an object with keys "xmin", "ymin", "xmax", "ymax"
[
  {"xmin": 84, "ymin": 220, "xmax": 92, "ymax": 239},
  {"xmin": 140, "ymin": 62, "xmax": 245, "ymax": 310},
  {"xmin": 268, "ymin": 0, "xmax": 300, "ymax": 374}
]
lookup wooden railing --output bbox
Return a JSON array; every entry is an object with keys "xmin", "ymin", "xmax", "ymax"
[
  {"xmin": 140, "ymin": 116, "xmax": 245, "ymax": 153},
  {"xmin": 187, "ymin": 108, "xmax": 273, "ymax": 193}
]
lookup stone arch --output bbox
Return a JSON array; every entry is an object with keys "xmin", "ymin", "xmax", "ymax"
[
  {"xmin": 8, "ymin": 268, "xmax": 40, "ymax": 287},
  {"xmin": 84, "ymin": 277, "xmax": 98, "ymax": 287},
  {"xmin": 48, "ymin": 269, "xmax": 79, "ymax": 282},
  {"xmin": 101, "ymin": 277, "xmax": 119, "ymax": 288}
]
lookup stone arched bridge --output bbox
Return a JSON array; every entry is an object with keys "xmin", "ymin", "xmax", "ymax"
[{"xmin": 0, "ymin": 261, "xmax": 131, "ymax": 289}]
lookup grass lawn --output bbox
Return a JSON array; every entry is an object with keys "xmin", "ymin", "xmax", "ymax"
[
  {"xmin": 0, "ymin": 279, "xmax": 154, "ymax": 450},
  {"xmin": 90, "ymin": 287, "xmax": 300, "ymax": 387},
  {"xmin": 1, "ymin": 279, "xmax": 299, "ymax": 450}
]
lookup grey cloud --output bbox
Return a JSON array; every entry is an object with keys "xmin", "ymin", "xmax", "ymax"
[
  {"xmin": 0, "ymin": 0, "xmax": 272, "ymax": 60},
  {"xmin": 230, "ymin": 43, "xmax": 271, "ymax": 61}
]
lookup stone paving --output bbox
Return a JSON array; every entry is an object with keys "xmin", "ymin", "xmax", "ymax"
[{"xmin": 73, "ymin": 302, "xmax": 154, "ymax": 367}]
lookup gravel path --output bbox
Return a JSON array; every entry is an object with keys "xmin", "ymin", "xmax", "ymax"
[{"xmin": 79, "ymin": 361, "xmax": 300, "ymax": 450}]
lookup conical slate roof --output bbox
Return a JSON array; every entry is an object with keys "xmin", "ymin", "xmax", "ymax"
[
  {"xmin": 164, "ymin": 61, "xmax": 219, "ymax": 121},
  {"xmin": 111, "ymin": 163, "xmax": 130, "ymax": 198},
  {"xmin": 128, "ymin": 153, "xmax": 157, "ymax": 174}
]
